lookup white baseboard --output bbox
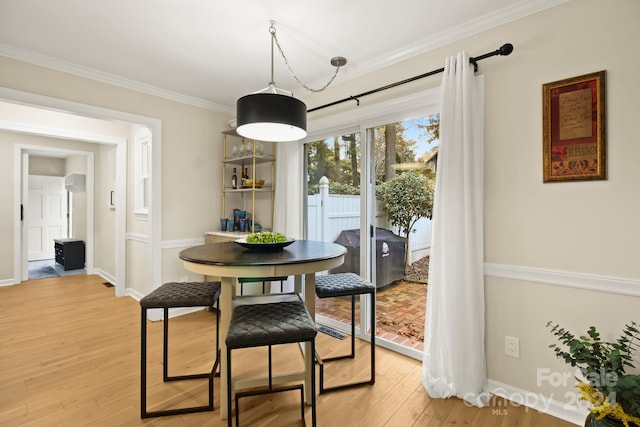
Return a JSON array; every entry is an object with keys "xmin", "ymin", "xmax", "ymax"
[
  {"xmin": 125, "ymin": 287, "xmax": 144, "ymax": 302},
  {"xmin": 487, "ymin": 379, "xmax": 587, "ymax": 425},
  {"xmin": 0, "ymin": 278, "xmax": 16, "ymax": 286},
  {"xmin": 93, "ymin": 268, "xmax": 116, "ymax": 286}
]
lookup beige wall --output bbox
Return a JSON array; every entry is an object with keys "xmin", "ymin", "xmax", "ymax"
[
  {"xmin": 479, "ymin": 1, "xmax": 640, "ymax": 410},
  {"xmin": 29, "ymin": 156, "xmax": 65, "ymax": 176},
  {"xmin": 126, "ymin": 240, "xmax": 149, "ymax": 294},
  {"xmin": 303, "ymin": 0, "xmax": 640, "ymax": 417}
]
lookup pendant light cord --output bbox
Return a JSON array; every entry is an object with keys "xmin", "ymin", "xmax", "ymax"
[{"xmin": 269, "ymin": 21, "xmax": 343, "ymax": 93}]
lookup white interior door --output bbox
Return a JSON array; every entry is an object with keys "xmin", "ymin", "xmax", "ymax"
[{"xmin": 28, "ymin": 175, "xmax": 68, "ymax": 261}]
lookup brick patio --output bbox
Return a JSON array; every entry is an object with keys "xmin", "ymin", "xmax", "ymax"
[{"xmin": 315, "ymin": 279, "xmax": 427, "ymax": 351}]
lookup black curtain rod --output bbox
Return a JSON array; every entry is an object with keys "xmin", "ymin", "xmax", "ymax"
[{"xmin": 307, "ymin": 43, "xmax": 514, "ymax": 113}]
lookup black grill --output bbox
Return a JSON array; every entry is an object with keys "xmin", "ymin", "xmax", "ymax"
[{"xmin": 329, "ymin": 227, "xmax": 406, "ymax": 288}]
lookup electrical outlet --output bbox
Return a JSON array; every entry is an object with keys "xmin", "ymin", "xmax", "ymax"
[{"xmin": 505, "ymin": 336, "xmax": 520, "ymax": 358}]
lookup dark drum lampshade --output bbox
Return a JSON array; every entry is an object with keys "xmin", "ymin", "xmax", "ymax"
[{"xmin": 236, "ymin": 93, "xmax": 307, "ymax": 142}]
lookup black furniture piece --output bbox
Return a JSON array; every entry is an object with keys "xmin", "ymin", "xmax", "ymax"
[
  {"xmin": 140, "ymin": 281, "xmax": 221, "ymax": 418},
  {"xmin": 237, "ymin": 276, "xmax": 288, "ymax": 295},
  {"xmin": 330, "ymin": 228, "xmax": 406, "ymax": 288},
  {"xmin": 53, "ymin": 238, "xmax": 85, "ymax": 270},
  {"xmin": 226, "ymin": 299, "xmax": 317, "ymax": 427},
  {"xmin": 315, "ymin": 272, "xmax": 376, "ymax": 393}
]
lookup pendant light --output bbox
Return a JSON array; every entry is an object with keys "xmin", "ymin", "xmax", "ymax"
[
  {"xmin": 236, "ymin": 92, "xmax": 307, "ymax": 142},
  {"xmin": 236, "ymin": 21, "xmax": 346, "ymax": 142}
]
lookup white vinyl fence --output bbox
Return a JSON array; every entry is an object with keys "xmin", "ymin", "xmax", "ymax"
[{"xmin": 307, "ymin": 177, "xmax": 431, "ymax": 264}]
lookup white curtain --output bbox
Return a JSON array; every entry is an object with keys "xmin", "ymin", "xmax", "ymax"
[
  {"xmin": 273, "ymin": 141, "xmax": 304, "ymax": 239},
  {"xmin": 272, "ymin": 141, "xmax": 304, "ymax": 292},
  {"xmin": 421, "ymin": 51, "xmax": 488, "ymax": 407}
]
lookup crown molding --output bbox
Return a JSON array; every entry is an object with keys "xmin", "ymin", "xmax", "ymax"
[
  {"xmin": 0, "ymin": 44, "xmax": 233, "ymax": 114},
  {"xmin": 0, "ymin": 0, "xmax": 566, "ymax": 115},
  {"xmin": 334, "ymin": 0, "xmax": 568, "ymax": 85}
]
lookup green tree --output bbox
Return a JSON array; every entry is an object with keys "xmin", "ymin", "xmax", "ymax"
[
  {"xmin": 415, "ymin": 114, "xmax": 440, "ymax": 144},
  {"xmin": 307, "ymin": 140, "xmax": 337, "ymax": 193},
  {"xmin": 307, "ymin": 134, "xmax": 360, "ymax": 194},
  {"xmin": 344, "ymin": 133, "xmax": 359, "ymax": 187},
  {"xmin": 374, "ymin": 122, "xmax": 417, "ymax": 183},
  {"xmin": 376, "ymin": 171, "xmax": 435, "ymax": 271}
]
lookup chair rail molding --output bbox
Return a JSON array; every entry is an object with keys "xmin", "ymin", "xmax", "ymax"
[
  {"xmin": 484, "ymin": 262, "xmax": 640, "ymax": 297},
  {"xmin": 161, "ymin": 237, "xmax": 206, "ymax": 250}
]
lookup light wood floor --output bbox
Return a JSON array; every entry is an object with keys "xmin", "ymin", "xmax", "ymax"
[{"xmin": 0, "ymin": 275, "xmax": 575, "ymax": 427}]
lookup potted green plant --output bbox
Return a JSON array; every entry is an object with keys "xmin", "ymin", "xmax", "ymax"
[{"xmin": 547, "ymin": 321, "xmax": 640, "ymax": 427}]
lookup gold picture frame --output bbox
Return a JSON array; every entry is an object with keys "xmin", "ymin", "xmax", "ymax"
[{"xmin": 542, "ymin": 70, "xmax": 606, "ymax": 182}]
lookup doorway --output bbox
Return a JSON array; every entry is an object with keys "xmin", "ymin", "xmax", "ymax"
[
  {"xmin": 1, "ymin": 98, "xmax": 118, "ymax": 294},
  {"xmin": 304, "ymin": 114, "xmax": 438, "ymax": 359},
  {"xmin": 27, "ymin": 175, "xmax": 68, "ymax": 261},
  {"xmin": 19, "ymin": 147, "xmax": 95, "ymax": 282},
  {"xmin": 2, "ymin": 87, "xmax": 163, "ymax": 296}
]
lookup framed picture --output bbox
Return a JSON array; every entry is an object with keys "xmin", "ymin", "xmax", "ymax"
[{"xmin": 542, "ymin": 70, "xmax": 606, "ymax": 182}]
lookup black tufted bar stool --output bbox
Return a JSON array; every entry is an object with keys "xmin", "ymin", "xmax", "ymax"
[
  {"xmin": 140, "ymin": 281, "xmax": 221, "ymax": 418},
  {"xmin": 226, "ymin": 299, "xmax": 317, "ymax": 427},
  {"xmin": 315, "ymin": 272, "xmax": 375, "ymax": 393}
]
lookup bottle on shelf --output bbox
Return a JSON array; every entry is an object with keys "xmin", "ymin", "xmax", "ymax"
[
  {"xmin": 231, "ymin": 168, "xmax": 238, "ymax": 189},
  {"xmin": 242, "ymin": 167, "xmax": 249, "ymax": 187}
]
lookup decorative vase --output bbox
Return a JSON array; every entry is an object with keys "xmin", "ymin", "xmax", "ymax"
[{"xmin": 584, "ymin": 413, "xmax": 625, "ymax": 427}]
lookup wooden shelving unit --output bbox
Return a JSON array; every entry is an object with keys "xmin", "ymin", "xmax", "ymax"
[{"xmin": 221, "ymin": 131, "xmax": 275, "ymax": 233}]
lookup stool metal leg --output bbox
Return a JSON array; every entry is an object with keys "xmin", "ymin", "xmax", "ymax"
[
  {"xmin": 227, "ymin": 346, "xmax": 233, "ymax": 427},
  {"xmin": 162, "ymin": 307, "xmax": 169, "ymax": 381},
  {"xmin": 231, "ymin": 342, "xmax": 315, "ymax": 427},
  {"xmin": 369, "ymin": 291, "xmax": 375, "ymax": 386},
  {"xmin": 351, "ymin": 295, "xmax": 356, "ymax": 356},
  {"xmin": 311, "ymin": 338, "xmax": 317, "ymax": 427},
  {"xmin": 318, "ymin": 291, "xmax": 376, "ymax": 394},
  {"xmin": 164, "ymin": 306, "xmax": 211, "ymax": 382},
  {"xmin": 140, "ymin": 308, "xmax": 148, "ymax": 418},
  {"xmin": 141, "ymin": 305, "xmax": 217, "ymax": 418}
]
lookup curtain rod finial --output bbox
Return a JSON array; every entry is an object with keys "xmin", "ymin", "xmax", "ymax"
[{"xmin": 499, "ymin": 43, "xmax": 514, "ymax": 56}]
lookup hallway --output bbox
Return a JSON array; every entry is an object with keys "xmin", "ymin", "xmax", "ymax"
[{"xmin": 28, "ymin": 259, "xmax": 86, "ymax": 280}]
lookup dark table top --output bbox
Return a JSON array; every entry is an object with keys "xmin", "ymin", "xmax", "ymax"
[{"xmin": 179, "ymin": 240, "xmax": 346, "ymax": 267}]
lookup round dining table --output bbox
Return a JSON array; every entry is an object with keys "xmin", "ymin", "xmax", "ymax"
[{"xmin": 179, "ymin": 239, "xmax": 346, "ymax": 419}]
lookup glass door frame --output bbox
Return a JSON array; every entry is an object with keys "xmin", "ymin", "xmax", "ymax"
[{"xmin": 305, "ymin": 88, "xmax": 440, "ymax": 360}]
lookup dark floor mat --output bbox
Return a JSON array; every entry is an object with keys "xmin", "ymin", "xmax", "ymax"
[{"xmin": 29, "ymin": 266, "xmax": 60, "ymax": 279}]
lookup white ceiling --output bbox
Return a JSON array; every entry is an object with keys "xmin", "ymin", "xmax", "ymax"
[{"xmin": 0, "ymin": 0, "xmax": 565, "ymax": 113}]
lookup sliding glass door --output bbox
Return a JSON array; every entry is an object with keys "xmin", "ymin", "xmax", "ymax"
[
  {"xmin": 304, "ymin": 111, "xmax": 439, "ymax": 357},
  {"xmin": 305, "ymin": 131, "xmax": 365, "ymax": 332},
  {"xmin": 368, "ymin": 115, "xmax": 438, "ymax": 354}
]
